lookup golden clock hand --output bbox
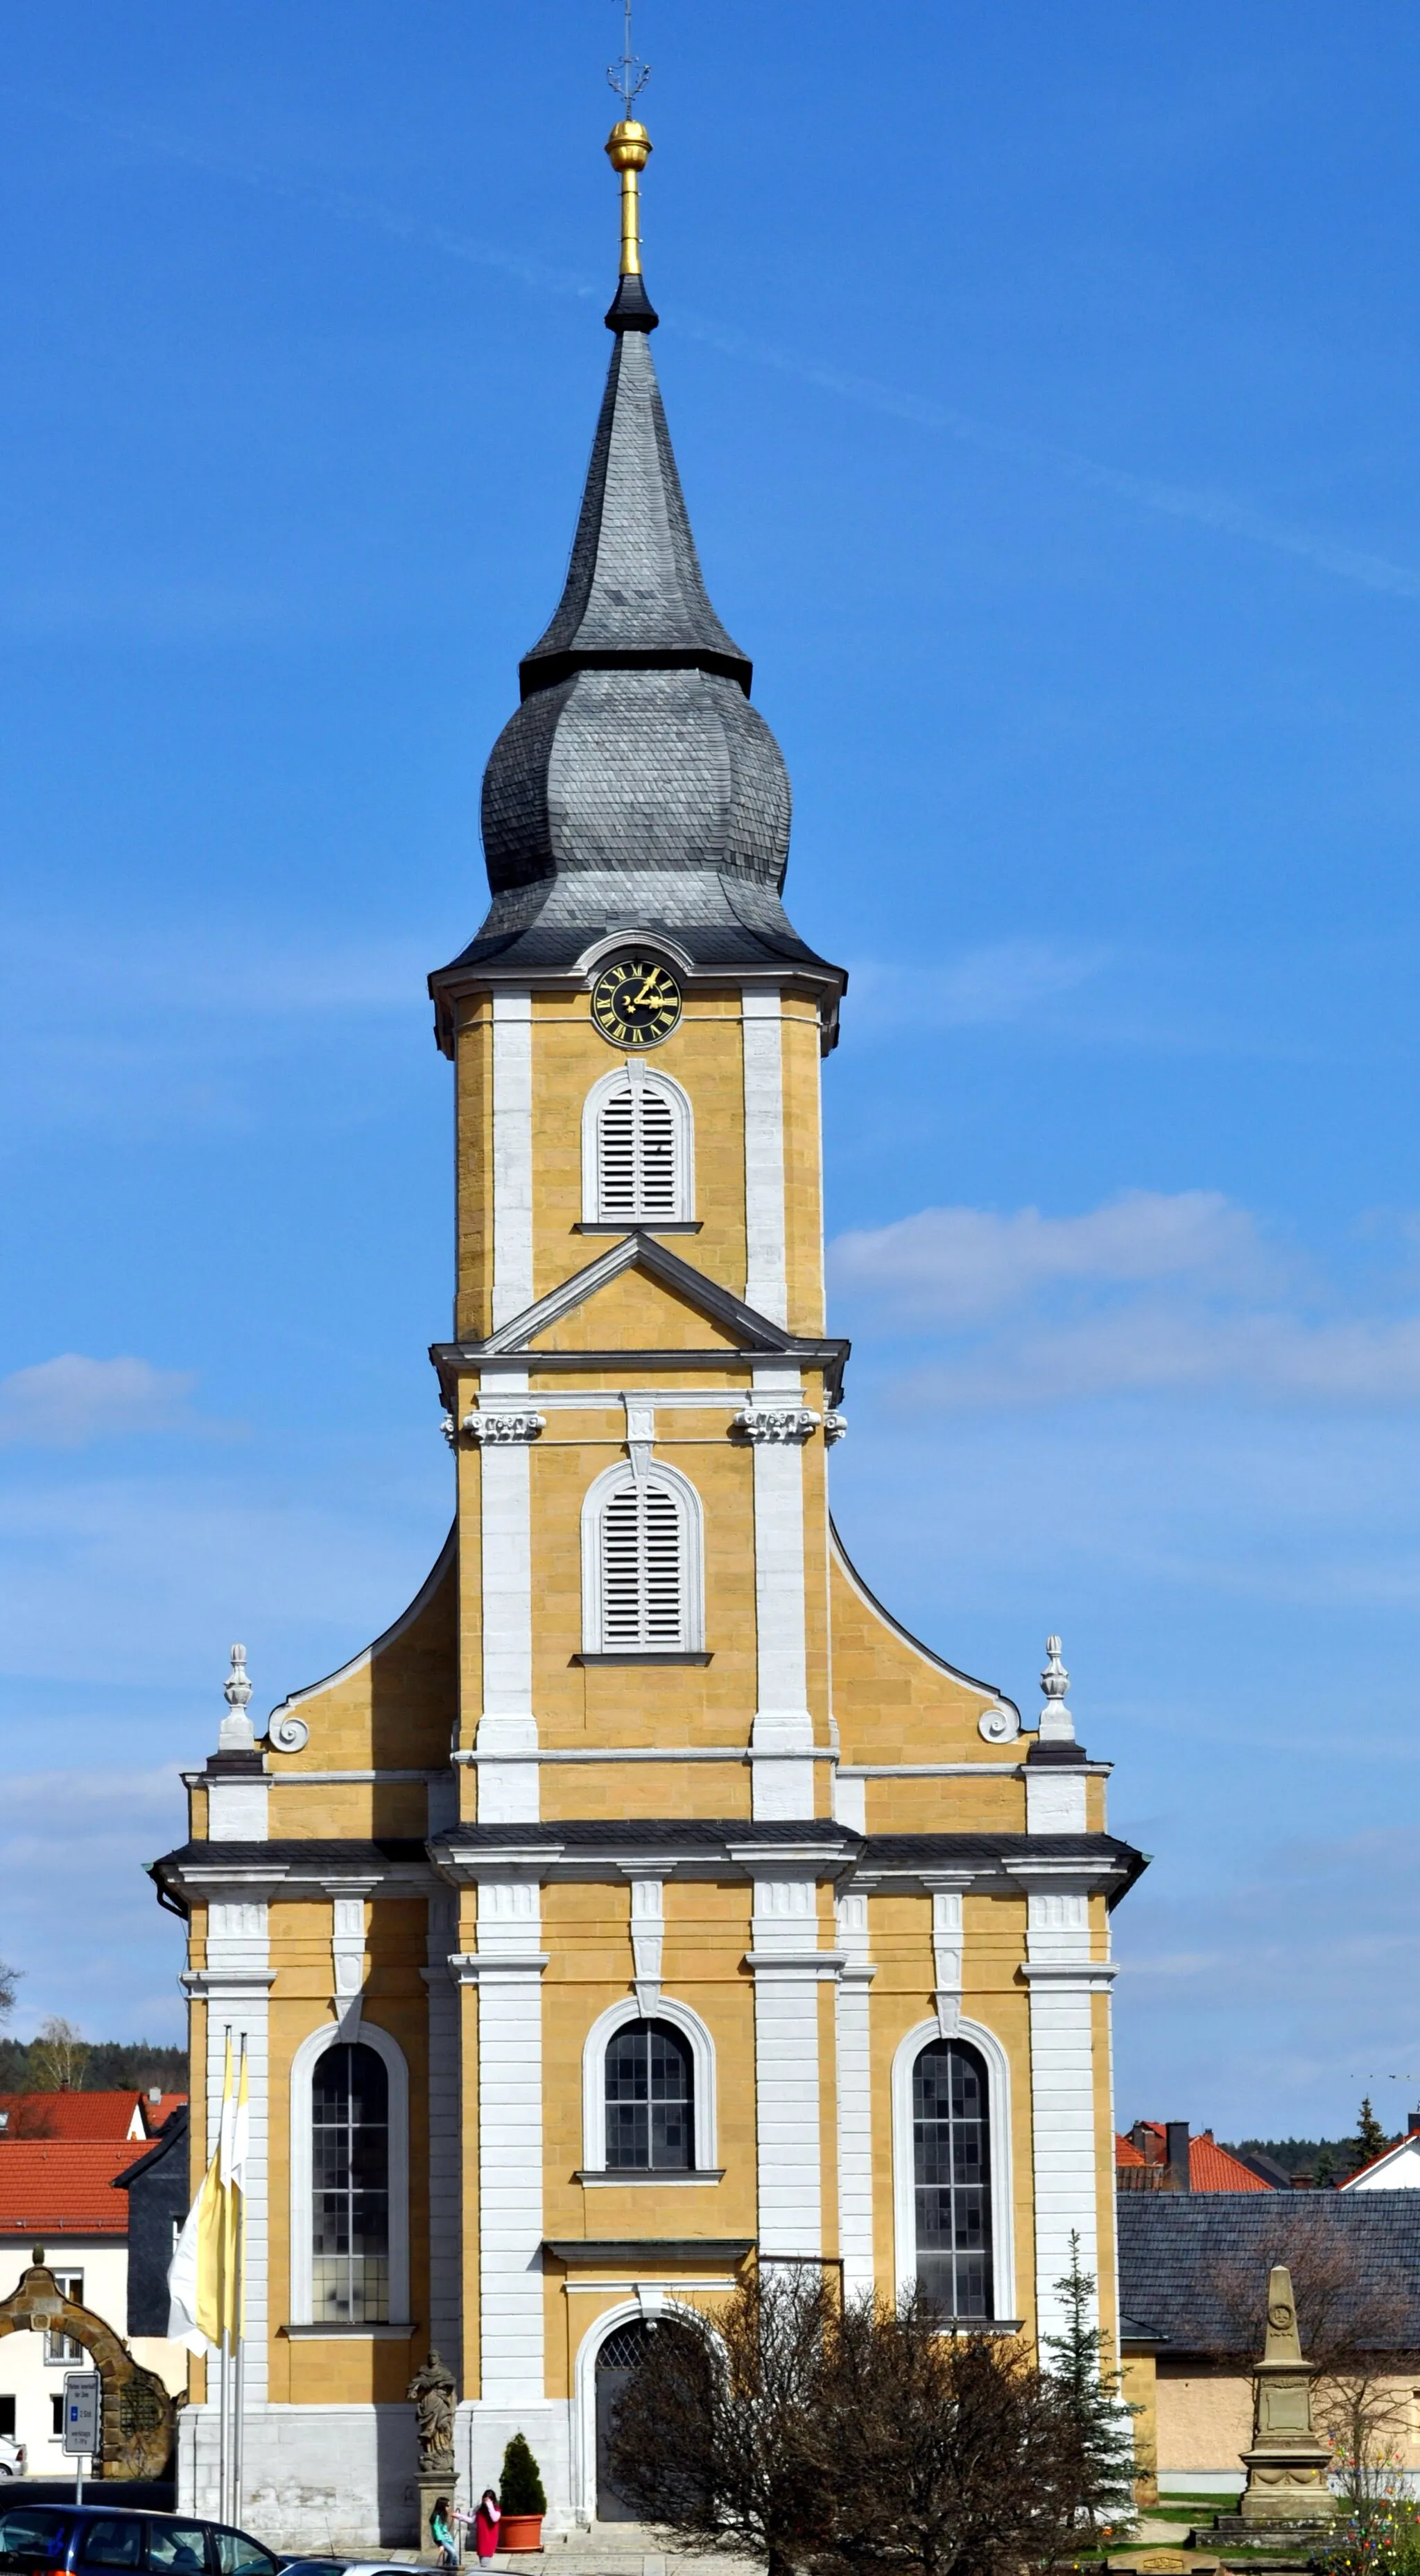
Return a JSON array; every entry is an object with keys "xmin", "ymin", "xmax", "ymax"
[{"xmin": 633, "ymin": 970, "xmax": 662, "ymax": 1008}]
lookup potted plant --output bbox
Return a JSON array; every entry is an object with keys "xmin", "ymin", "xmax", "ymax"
[{"xmin": 498, "ymin": 2430, "xmax": 547, "ymax": 2552}]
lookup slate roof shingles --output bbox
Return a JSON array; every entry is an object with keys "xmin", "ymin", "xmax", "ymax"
[{"xmin": 1118, "ymin": 2192, "xmax": 1420, "ymax": 2349}]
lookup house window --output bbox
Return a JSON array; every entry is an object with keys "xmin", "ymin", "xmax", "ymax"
[
  {"xmin": 912, "ymin": 2037, "xmax": 992, "ymax": 2318},
  {"xmin": 311, "ymin": 2041, "xmax": 390, "ymax": 2323},
  {"xmin": 582, "ymin": 1066, "xmax": 693, "ymax": 1226},
  {"xmin": 582, "ymin": 1463, "xmax": 704, "ymax": 1655},
  {"xmin": 0, "ymin": 2396, "xmax": 14, "ymax": 2439},
  {"xmin": 605, "ymin": 2020, "xmax": 694, "ymax": 2170},
  {"xmin": 44, "ymin": 2272, "xmax": 84, "ymax": 2363},
  {"xmin": 51, "ymin": 2394, "xmax": 64, "ymax": 2437}
]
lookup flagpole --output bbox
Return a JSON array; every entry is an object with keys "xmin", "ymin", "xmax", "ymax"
[
  {"xmin": 232, "ymin": 2037, "xmax": 247, "ymax": 2527},
  {"xmin": 218, "ymin": 2332, "xmax": 230, "ymax": 2525}
]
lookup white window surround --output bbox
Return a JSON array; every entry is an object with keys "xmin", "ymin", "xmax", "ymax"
[
  {"xmin": 580, "ymin": 1458, "xmax": 705, "ymax": 1654},
  {"xmin": 287, "ymin": 2019, "xmax": 411, "ymax": 2328},
  {"xmin": 582, "ymin": 1063, "xmax": 695, "ymax": 1225},
  {"xmin": 580, "ymin": 1994, "xmax": 718, "ymax": 2174},
  {"xmin": 890, "ymin": 2015, "xmax": 1015, "ymax": 2320},
  {"xmin": 571, "ymin": 2296, "xmax": 727, "ymax": 2521}
]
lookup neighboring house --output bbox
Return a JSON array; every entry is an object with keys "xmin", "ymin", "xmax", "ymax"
[
  {"xmin": 116, "ymin": 2107, "xmax": 192, "ymax": 2335},
  {"xmin": 1342, "ymin": 2112, "xmax": 1420, "ymax": 2190},
  {"xmin": 1116, "ymin": 2193, "xmax": 1420, "ymax": 2498},
  {"xmin": 0, "ymin": 2102, "xmax": 189, "ymax": 2471},
  {"xmin": 0, "ymin": 2093, "xmax": 184, "ymax": 2145},
  {"xmin": 1117, "ymin": 2120, "xmax": 1276, "ymax": 2193}
]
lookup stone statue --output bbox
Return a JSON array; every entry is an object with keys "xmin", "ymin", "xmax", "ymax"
[
  {"xmin": 1237, "ymin": 2265, "xmax": 1337, "ymax": 2527},
  {"xmin": 407, "ymin": 2350, "xmax": 456, "ymax": 2470}
]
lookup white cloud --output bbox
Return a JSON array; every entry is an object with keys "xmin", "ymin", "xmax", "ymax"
[
  {"xmin": 831, "ymin": 1189, "xmax": 1277, "ymax": 1326},
  {"xmin": 0, "ymin": 1356, "xmax": 199, "ymax": 1449},
  {"xmin": 849, "ymin": 940, "xmax": 1111, "ymax": 1035},
  {"xmin": 829, "ymin": 1190, "xmax": 1420, "ymax": 1408}
]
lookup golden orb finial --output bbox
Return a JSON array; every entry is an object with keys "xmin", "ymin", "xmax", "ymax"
[{"xmin": 605, "ymin": 117, "xmax": 652, "ymax": 276}]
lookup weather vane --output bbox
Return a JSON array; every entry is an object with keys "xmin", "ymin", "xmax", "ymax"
[{"xmin": 607, "ymin": 0, "xmax": 650, "ymax": 119}]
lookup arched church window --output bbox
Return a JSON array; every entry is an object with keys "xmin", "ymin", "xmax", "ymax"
[
  {"xmin": 605, "ymin": 2019, "xmax": 694, "ymax": 2170},
  {"xmin": 912, "ymin": 2037, "xmax": 992, "ymax": 2318},
  {"xmin": 582, "ymin": 1066, "xmax": 693, "ymax": 1225},
  {"xmin": 582, "ymin": 1462, "xmax": 704, "ymax": 1654},
  {"xmin": 311, "ymin": 2041, "xmax": 390, "ymax": 2323}
]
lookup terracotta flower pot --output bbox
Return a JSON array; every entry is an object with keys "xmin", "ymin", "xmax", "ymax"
[{"xmin": 498, "ymin": 2513, "xmax": 544, "ymax": 2552}]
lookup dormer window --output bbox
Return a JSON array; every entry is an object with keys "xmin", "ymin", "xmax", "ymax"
[{"xmin": 583, "ymin": 1065, "xmax": 693, "ymax": 1226}]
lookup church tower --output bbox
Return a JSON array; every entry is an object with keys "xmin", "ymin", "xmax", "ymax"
[{"xmin": 158, "ymin": 112, "xmax": 1144, "ymax": 2550}]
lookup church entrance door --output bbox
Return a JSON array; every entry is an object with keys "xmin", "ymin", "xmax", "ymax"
[{"xmin": 594, "ymin": 2319, "xmax": 652, "ymax": 2521}]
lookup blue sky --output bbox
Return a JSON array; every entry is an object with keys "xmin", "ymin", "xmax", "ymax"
[{"xmin": 2, "ymin": 1, "xmax": 1419, "ymax": 2142}]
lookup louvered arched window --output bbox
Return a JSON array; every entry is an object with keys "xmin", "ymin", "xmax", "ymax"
[
  {"xmin": 582, "ymin": 1066, "xmax": 694, "ymax": 1226},
  {"xmin": 581, "ymin": 1462, "xmax": 704, "ymax": 1655}
]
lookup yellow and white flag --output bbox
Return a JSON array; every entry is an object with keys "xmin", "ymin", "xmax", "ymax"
[{"xmin": 167, "ymin": 2032, "xmax": 243, "ymax": 2355}]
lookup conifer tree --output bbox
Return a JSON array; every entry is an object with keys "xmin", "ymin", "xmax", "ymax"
[
  {"xmin": 1347, "ymin": 2098, "xmax": 1389, "ymax": 2174},
  {"xmin": 1043, "ymin": 2232, "xmax": 1139, "ymax": 2533},
  {"xmin": 499, "ymin": 2431, "xmax": 546, "ymax": 2516}
]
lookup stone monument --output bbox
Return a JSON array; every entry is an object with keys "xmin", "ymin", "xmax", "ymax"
[
  {"xmin": 1218, "ymin": 2265, "xmax": 1337, "ymax": 2537},
  {"xmin": 407, "ymin": 2349, "xmax": 457, "ymax": 2559}
]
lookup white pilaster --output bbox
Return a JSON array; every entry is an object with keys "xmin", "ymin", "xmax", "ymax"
[
  {"xmin": 1022, "ymin": 1887, "xmax": 1116, "ymax": 2345},
  {"xmin": 474, "ymin": 1381, "xmax": 539, "ymax": 1823},
  {"xmin": 741, "ymin": 1368, "xmax": 816, "ymax": 1818},
  {"xmin": 741, "ymin": 985, "xmax": 786, "ymax": 1324},
  {"xmin": 425, "ymin": 1894, "xmax": 462, "ymax": 2375},
  {"xmin": 629, "ymin": 1877, "xmax": 666, "ymax": 2013},
  {"xmin": 456, "ymin": 1879, "xmax": 548, "ymax": 2408},
  {"xmin": 744, "ymin": 1876, "xmax": 838, "ymax": 2260},
  {"xmin": 834, "ymin": 1890, "xmax": 875, "ymax": 2301},
  {"xmin": 491, "ymin": 989, "xmax": 534, "ymax": 1329},
  {"xmin": 185, "ymin": 1904, "xmax": 274, "ymax": 2429}
]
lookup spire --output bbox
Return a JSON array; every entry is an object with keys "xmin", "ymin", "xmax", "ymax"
[
  {"xmin": 518, "ymin": 112, "xmax": 749, "ymax": 700},
  {"xmin": 427, "ymin": 89, "xmax": 847, "ymax": 1038}
]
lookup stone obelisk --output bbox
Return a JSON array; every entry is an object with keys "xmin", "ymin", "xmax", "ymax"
[{"xmin": 1237, "ymin": 2265, "xmax": 1337, "ymax": 2527}]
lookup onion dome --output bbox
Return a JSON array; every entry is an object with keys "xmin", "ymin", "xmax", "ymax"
[{"xmin": 431, "ymin": 117, "xmax": 842, "ymax": 1029}]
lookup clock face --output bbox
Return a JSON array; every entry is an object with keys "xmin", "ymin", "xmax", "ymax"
[{"xmin": 591, "ymin": 956, "xmax": 683, "ymax": 1048}]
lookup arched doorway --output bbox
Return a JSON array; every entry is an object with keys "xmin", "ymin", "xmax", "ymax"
[
  {"xmin": 594, "ymin": 2318, "xmax": 650, "ymax": 2522},
  {"xmin": 0, "ymin": 2261, "xmax": 173, "ymax": 2479}
]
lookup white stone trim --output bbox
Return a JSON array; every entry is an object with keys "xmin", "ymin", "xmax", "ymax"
[
  {"xmin": 331, "ymin": 1896, "xmax": 368, "ymax": 2013},
  {"xmin": 491, "ymin": 987, "xmax": 533, "ymax": 1328},
  {"xmin": 580, "ymin": 1993, "xmax": 718, "ymax": 2174},
  {"xmin": 890, "ymin": 2015, "xmax": 1016, "ymax": 2319},
  {"xmin": 580, "ymin": 1457, "xmax": 705, "ymax": 1655},
  {"xmin": 477, "ymin": 1412, "xmax": 539, "ymax": 1822},
  {"xmin": 425, "ymin": 1894, "xmax": 462, "ymax": 2372},
  {"xmin": 581, "ymin": 1061, "xmax": 695, "ymax": 1224},
  {"xmin": 202, "ymin": 1908, "xmax": 272, "ymax": 2403},
  {"xmin": 207, "ymin": 1777, "xmax": 270, "ymax": 1839},
  {"xmin": 746, "ymin": 1368, "xmax": 813, "ymax": 1819},
  {"xmin": 748, "ymin": 1878, "xmax": 825, "ymax": 2258},
  {"xmin": 571, "ymin": 2297, "xmax": 643, "ymax": 2522},
  {"xmin": 629, "ymin": 1876, "xmax": 665, "ymax": 2010},
  {"xmin": 475, "ymin": 1878, "xmax": 547, "ymax": 2406},
  {"xmin": 741, "ymin": 985, "xmax": 786, "ymax": 1324},
  {"xmin": 287, "ymin": 2019, "xmax": 410, "ymax": 2330},
  {"xmin": 1025, "ymin": 1767, "xmax": 1089, "ymax": 1832},
  {"xmin": 834, "ymin": 1890, "xmax": 875, "ymax": 2301},
  {"xmin": 1025, "ymin": 1890, "xmax": 1102, "ymax": 2344}
]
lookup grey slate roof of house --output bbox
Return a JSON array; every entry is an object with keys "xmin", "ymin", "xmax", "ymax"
[
  {"xmin": 430, "ymin": 261, "xmax": 844, "ymax": 998},
  {"xmin": 1118, "ymin": 2190, "xmax": 1420, "ymax": 2351}
]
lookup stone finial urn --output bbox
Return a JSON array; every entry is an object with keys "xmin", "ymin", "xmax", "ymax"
[{"xmin": 1238, "ymin": 2265, "xmax": 1338, "ymax": 2525}]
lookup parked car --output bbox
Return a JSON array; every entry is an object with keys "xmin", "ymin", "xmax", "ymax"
[
  {"xmin": 0, "ymin": 2443, "xmax": 24, "ymax": 2482},
  {"xmin": 279, "ymin": 2565, "xmax": 447, "ymax": 2575},
  {"xmin": 0, "ymin": 2506, "xmax": 281, "ymax": 2575}
]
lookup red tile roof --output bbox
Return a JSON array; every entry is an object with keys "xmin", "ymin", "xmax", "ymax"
[
  {"xmin": 0, "ymin": 2092, "xmax": 186, "ymax": 2143},
  {"xmin": 1118, "ymin": 2122, "xmax": 1274, "ymax": 2190},
  {"xmin": 0, "ymin": 2141, "xmax": 135, "ymax": 2234}
]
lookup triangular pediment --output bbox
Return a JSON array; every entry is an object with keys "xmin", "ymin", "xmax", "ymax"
[{"xmin": 462, "ymin": 1232, "xmax": 813, "ymax": 1360}]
